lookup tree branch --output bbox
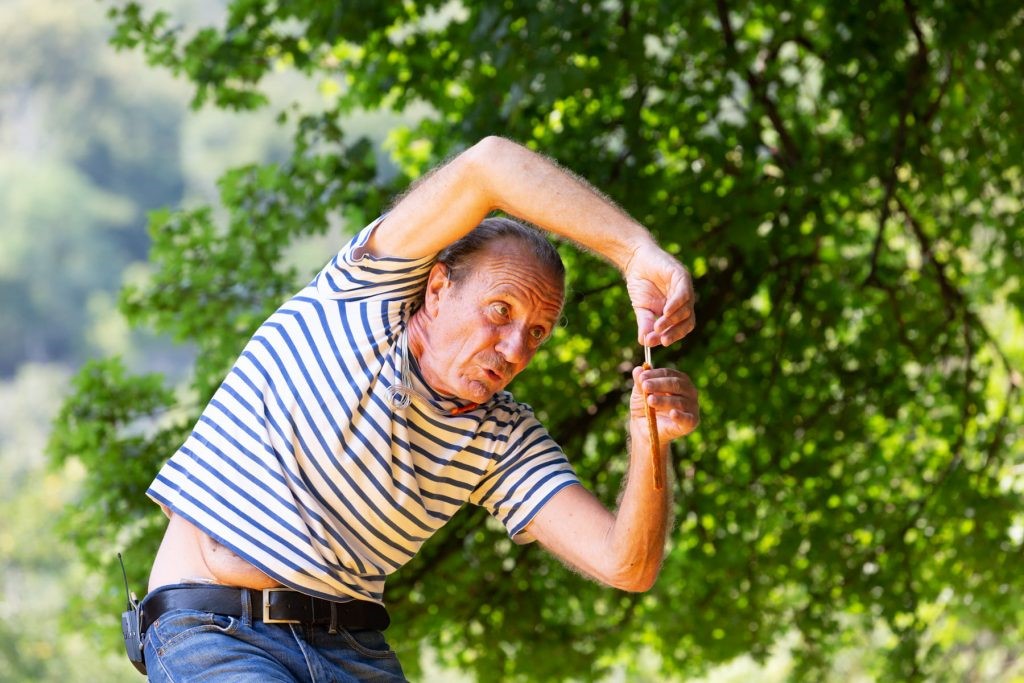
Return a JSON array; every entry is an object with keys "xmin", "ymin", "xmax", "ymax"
[
  {"xmin": 864, "ymin": 0, "xmax": 932, "ymax": 285},
  {"xmin": 568, "ymin": 279, "xmax": 620, "ymax": 305},
  {"xmin": 895, "ymin": 195, "xmax": 963, "ymax": 320},
  {"xmin": 714, "ymin": 0, "xmax": 802, "ymax": 168}
]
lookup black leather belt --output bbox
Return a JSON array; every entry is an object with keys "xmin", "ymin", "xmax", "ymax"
[{"xmin": 140, "ymin": 585, "xmax": 390, "ymax": 633}]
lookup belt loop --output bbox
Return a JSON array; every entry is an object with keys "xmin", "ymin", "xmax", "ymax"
[
  {"xmin": 328, "ymin": 602, "xmax": 338, "ymax": 635},
  {"xmin": 241, "ymin": 588, "xmax": 252, "ymax": 626}
]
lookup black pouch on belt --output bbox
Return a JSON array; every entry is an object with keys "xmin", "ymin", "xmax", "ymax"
[
  {"xmin": 121, "ymin": 605, "xmax": 146, "ymax": 674},
  {"xmin": 118, "ymin": 553, "xmax": 147, "ymax": 675}
]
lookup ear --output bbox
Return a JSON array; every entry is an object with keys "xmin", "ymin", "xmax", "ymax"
[{"xmin": 423, "ymin": 262, "xmax": 451, "ymax": 317}]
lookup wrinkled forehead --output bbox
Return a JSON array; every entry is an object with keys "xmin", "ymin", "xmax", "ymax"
[{"xmin": 461, "ymin": 239, "xmax": 565, "ymax": 311}]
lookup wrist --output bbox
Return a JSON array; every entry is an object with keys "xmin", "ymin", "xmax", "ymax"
[
  {"xmin": 616, "ymin": 229, "xmax": 659, "ymax": 274},
  {"xmin": 628, "ymin": 416, "xmax": 658, "ymax": 448}
]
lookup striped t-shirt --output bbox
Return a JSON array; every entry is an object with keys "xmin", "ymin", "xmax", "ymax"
[{"xmin": 147, "ymin": 216, "xmax": 580, "ymax": 604}]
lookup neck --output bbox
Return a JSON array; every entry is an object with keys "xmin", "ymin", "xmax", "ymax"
[
  {"xmin": 406, "ymin": 308, "xmax": 428, "ymax": 365},
  {"xmin": 405, "ymin": 308, "xmax": 449, "ymax": 396},
  {"xmin": 405, "ymin": 311, "xmax": 480, "ymax": 414}
]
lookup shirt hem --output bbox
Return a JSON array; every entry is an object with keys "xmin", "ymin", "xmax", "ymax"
[{"xmin": 147, "ymin": 489, "xmax": 384, "ymax": 606}]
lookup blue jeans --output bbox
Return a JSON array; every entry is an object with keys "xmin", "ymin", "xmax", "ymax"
[{"xmin": 142, "ymin": 590, "xmax": 407, "ymax": 682}]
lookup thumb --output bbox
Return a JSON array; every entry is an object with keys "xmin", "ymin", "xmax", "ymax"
[{"xmin": 633, "ymin": 305, "xmax": 657, "ymax": 346}]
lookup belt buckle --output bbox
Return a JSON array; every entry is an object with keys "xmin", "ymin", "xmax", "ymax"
[{"xmin": 262, "ymin": 588, "xmax": 301, "ymax": 624}]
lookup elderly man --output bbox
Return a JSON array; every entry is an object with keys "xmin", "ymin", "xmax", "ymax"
[{"xmin": 136, "ymin": 136, "xmax": 699, "ymax": 681}]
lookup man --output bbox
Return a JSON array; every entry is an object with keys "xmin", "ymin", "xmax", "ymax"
[{"xmin": 138, "ymin": 136, "xmax": 699, "ymax": 681}]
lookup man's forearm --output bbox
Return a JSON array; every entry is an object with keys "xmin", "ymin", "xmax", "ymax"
[
  {"xmin": 522, "ymin": 420, "xmax": 671, "ymax": 592},
  {"xmin": 368, "ymin": 136, "xmax": 657, "ymax": 268},
  {"xmin": 602, "ymin": 420, "xmax": 673, "ymax": 591},
  {"xmin": 467, "ymin": 136, "xmax": 657, "ymax": 270}
]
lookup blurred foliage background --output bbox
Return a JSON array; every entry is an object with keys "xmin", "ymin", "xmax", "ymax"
[{"xmin": 3, "ymin": 0, "xmax": 1023, "ymax": 681}]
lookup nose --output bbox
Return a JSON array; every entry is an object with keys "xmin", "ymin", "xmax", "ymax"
[{"xmin": 495, "ymin": 327, "xmax": 531, "ymax": 366}]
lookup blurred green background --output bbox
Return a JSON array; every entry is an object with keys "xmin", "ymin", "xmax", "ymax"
[{"xmin": 2, "ymin": 0, "xmax": 1022, "ymax": 681}]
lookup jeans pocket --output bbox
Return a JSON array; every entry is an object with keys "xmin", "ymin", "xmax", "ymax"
[
  {"xmin": 337, "ymin": 628, "xmax": 397, "ymax": 659},
  {"xmin": 150, "ymin": 609, "xmax": 239, "ymax": 657}
]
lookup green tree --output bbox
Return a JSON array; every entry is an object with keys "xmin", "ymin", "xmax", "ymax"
[
  {"xmin": 0, "ymin": 365, "xmax": 138, "ymax": 682},
  {"xmin": 0, "ymin": 0, "xmax": 290, "ymax": 375},
  {"xmin": 0, "ymin": 0, "xmax": 186, "ymax": 373},
  {"xmin": 50, "ymin": 1, "xmax": 1024, "ymax": 680}
]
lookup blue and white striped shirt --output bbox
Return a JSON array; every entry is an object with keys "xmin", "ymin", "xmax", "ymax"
[{"xmin": 147, "ymin": 217, "xmax": 580, "ymax": 604}]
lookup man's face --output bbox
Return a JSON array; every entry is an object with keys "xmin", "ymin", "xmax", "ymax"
[{"xmin": 418, "ymin": 239, "xmax": 564, "ymax": 404}]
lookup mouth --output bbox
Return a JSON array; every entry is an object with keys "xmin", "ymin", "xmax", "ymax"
[{"xmin": 483, "ymin": 368, "xmax": 503, "ymax": 383}]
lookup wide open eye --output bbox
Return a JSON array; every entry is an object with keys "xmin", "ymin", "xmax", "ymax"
[
  {"xmin": 529, "ymin": 326, "xmax": 546, "ymax": 341},
  {"xmin": 492, "ymin": 302, "xmax": 510, "ymax": 318}
]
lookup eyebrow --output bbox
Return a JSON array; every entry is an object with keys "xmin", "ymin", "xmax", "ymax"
[{"xmin": 488, "ymin": 287, "xmax": 561, "ymax": 324}]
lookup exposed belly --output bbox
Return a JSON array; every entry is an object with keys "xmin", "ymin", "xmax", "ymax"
[{"xmin": 149, "ymin": 513, "xmax": 282, "ymax": 592}]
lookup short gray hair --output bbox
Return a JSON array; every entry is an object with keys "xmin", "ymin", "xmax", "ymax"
[{"xmin": 437, "ymin": 217, "xmax": 565, "ymax": 293}]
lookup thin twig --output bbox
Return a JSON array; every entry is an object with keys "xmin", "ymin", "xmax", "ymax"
[{"xmin": 864, "ymin": 0, "xmax": 932, "ymax": 285}]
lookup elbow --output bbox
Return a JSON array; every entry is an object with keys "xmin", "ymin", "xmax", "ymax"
[
  {"xmin": 594, "ymin": 537, "xmax": 666, "ymax": 592},
  {"xmin": 470, "ymin": 135, "xmax": 513, "ymax": 156},
  {"xmin": 463, "ymin": 136, "xmax": 505, "ymax": 171},
  {"xmin": 608, "ymin": 576, "xmax": 657, "ymax": 593},
  {"xmin": 616, "ymin": 573, "xmax": 658, "ymax": 593},
  {"xmin": 604, "ymin": 561, "xmax": 661, "ymax": 593},
  {"xmin": 464, "ymin": 136, "xmax": 519, "ymax": 178},
  {"xmin": 633, "ymin": 569, "xmax": 660, "ymax": 592},
  {"xmin": 457, "ymin": 136, "xmax": 513, "ymax": 210}
]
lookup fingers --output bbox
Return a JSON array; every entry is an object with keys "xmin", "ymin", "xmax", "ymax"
[
  {"xmin": 635, "ymin": 266, "xmax": 697, "ymax": 347},
  {"xmin": 630, "ymin": 366, "xmax": 701, "ymax": 440},
  {"xmin": 638, "ymin": 368, "xmax": 697, "ymax": 402},
  {"xmin": 638, "ymin": 368, "xmax": 700, "ymax": 428},
  {"xmin": 660, "ymin": 268, "xmax": 694, "ymax": 323},
  {"xmin": 633, "ymin": 306, "xmax": 658, "ymax": 346},
  {"xmin": 664, "ymin": 407, "xmax": 700, "ymax": 435},
  {"xmin": 653, "ymin": 400, "xmax": 700, "ymax": 436},
  {"xmin": 636, "ymin": 300, "xmax": 696, "ymax": 346},
  {"xmin": 645, "ymin": 393, "xmax": 699, "ymax": 419},
  {"xmin": 647, "ymin": 305, "xmax": 696, "ymax": 347}
]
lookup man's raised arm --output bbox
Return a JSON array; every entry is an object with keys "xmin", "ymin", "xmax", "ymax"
[
  {"xmin": 524, "ymin": 365, "xmax": 699, "ymax": 592},
  {"xmin": 366, "ymin": 136, "xmax": 695, "ymax": 347}
]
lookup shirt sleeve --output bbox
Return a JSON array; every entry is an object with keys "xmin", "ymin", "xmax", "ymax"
[
  {"xmin": 469, "ymin": 402, "xmax": 581, "ymax": 542},
  {"xmin": 315, "ymin": 214, "xmax": 437, "ymax": 303}
]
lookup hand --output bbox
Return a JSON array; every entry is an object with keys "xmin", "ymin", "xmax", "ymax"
[
  {"xmin": 624, "ymin": 242, "xmax": 696, "ymax": 347},
  {"xmin": 630, "ymin": 366, "xmax": 700, "ymax": 442}
]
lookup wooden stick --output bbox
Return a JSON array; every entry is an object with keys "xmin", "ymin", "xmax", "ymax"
[{"xmin": 642, "ymin": 346, "xmax": 664, "ymax": 490}]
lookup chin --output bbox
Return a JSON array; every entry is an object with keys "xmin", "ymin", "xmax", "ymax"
[
  {"xmin": 462, "ymin": 381, "xmax": 497, "ymax": 404},
  {"xmin": 468, "ymin": 389, "xmax": 495, "ymax": 404}
]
